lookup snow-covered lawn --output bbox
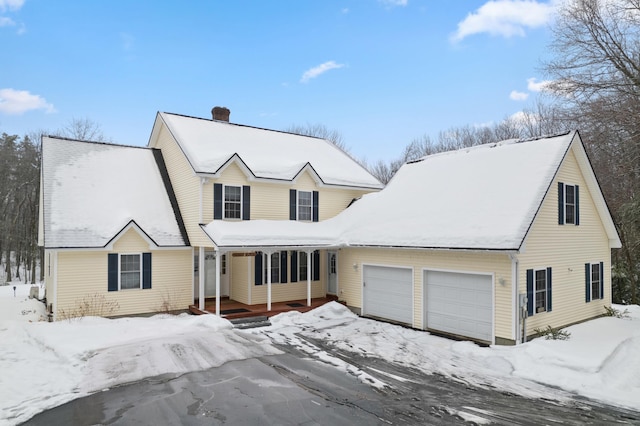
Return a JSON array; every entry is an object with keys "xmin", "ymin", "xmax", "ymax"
[{"xmin": 1, "ymin": 282, "xmax": 639, "ymax": 425}]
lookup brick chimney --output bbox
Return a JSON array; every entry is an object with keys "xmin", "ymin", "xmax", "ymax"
[{"xmin": 212, "ymin": 106, "xmax": 230, "ymax": 122}]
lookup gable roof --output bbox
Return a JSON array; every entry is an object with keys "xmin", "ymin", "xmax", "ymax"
[
  {"xmin": 150, "ymin": 112, "xmax": 383, "ymax": 189},
  {"xmin": 41, "ymin": 136, "xmax": 189, "ymax": 248},
  {"xmin": 202, "ymin": 131, "xmax": 621, "ymax": 251}
]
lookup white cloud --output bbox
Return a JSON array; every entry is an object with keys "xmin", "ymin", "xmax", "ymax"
[
  {"xmin": 451, "ymin": 0, "xmax": 555, "ymax": 42},
  {"xmin": 300, "ymin": 61, "xmax": 345, "ymax": 83},
  {"xmin": 0, "ymin": 0, "xmax": 24, "ymax": 11},
  {"xmin": 379, "ymin": 0, "xmax": 408, "ymax": 7},
  {"xmin": 510, "ymin": 90, "xmax": 529, "ymax": 101},
  {"xmin": 0, "ymin": 16, "xmax": 13, "ymax": 26},
  {"xmin": 527, "ymin": 77, "xmax": 552, "ymax": 92},
  {"xmin": 0, "ymin": 88, "xmax": 56, "ymax": 115},
  {"xmin": 341, "ymin": 8, "xmax": 349, "ymax": 14}
]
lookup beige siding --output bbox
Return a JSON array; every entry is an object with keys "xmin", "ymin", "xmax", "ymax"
[
  {"xmin": 152, "ymin": 124, "xmax": 211, "ymax": 247},
  {"xmin": 204, "ymin": 167, "xmax": 373, "ymax": 222},
  {"xmin": 339, "ymin": 247, "xmax": 513, "ymax": 341},
  {"xmin": 517, "ymin": 148, "xmax": 612, "ymax": 336},
  {"xmin": 54, "ymin": 228, "xmax": 192, "ymax": 319},
  {"xmin": 230, "ymin": 253, "xmax": 251, "ymax": 304}
]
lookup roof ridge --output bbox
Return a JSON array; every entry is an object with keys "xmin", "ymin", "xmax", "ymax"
[{"xmin": 43, "ymin": 135, "xmax": 150, "ymax": 151}]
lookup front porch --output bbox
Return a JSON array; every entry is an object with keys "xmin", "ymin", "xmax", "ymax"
[{"xmin": 189, "ymin": 295, "xmax": 339, "ymax": 320}]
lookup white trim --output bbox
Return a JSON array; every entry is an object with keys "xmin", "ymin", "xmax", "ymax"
[
  {"xmin": 509, "ymin": 254, "xmax": 519, "ymax": 343},
  {"xmin": 586, "ymin": 261, "xmax": 602, "ymax": 301},
  {"xmin": 198, "ymin": 247, "xmax": 205, "ymax": 310},
  {"xmin": 422, "ymin": 267, "xmax": 495, "ymax": 345},
  {"xmin": 104, "ymin": 221, "xmax": 159, "ymax": 251},
  {"xmin": 118, "ymin": 253, "xmax": 143, "ymax": 291},
  {"xmin": 361, "ymin": 263, "xmax": 415, "ymax": 328},
  {"xmin": 532, "ymin": 267, "xmax": 549, "ymax": 314},
  {"xmin": 562, "ymin": 182, "xmax": 578, "ymax": 225},
  {"xmin": 247, "ymin": 255, "xmax": 252, "ymax": 305},
  {"xmin": 327, "ymin": 250, "xmax": 338, "ymax": 295},
  {"xmin": 215, "ymin": 249, "xmax": 221, "ymax": 316},
  {"xmin": 52, "ymin": 250, "xmax": 58, "ymax": 321},
  {"xmin": 307, "ymin": 249, "xmax": 312, "ymax": 307}
]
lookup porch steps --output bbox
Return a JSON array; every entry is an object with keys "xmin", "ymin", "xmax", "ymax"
[{"xmin": 230, "ymin": 316, "xmax": 272, "ymax": 330}]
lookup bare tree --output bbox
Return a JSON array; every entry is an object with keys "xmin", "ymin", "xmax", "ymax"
[
  {"xmin": 55, "ymin": 117, "xmax": 110, "ymax": 142},
  {"xmin": 543, "ymin": 0, "xmax": 640, "ymax": 303},
  {"xmin": 284, "ymin": 123, "xmax": 348, "ymax": 152}
]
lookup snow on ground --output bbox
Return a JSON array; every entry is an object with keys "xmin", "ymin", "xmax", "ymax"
[
  {"xmin": 251, "ymin": 301, "xmax": 640, "ymax": 411},
  {"xmin": 0, "ymin": 283, "xmax": 280, "ymax": 426},
  {"xmin": 1, "ymin": 283, "xmax": 639, "ymax": 425}
]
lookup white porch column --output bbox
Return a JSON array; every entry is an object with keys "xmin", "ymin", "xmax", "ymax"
[
  {"xmin": 307, "ymin": 250, "xmax": 312, "ymax": 307},
  {"xmin": 198, "ymin": 246, "xmax": 205, "ymax": 310},
  {"xmin": 215, "ymin": 249, "xmax": 221, "ymax": 316},
  {"xmin": 266, "ymin": 251, "xmax": 272, "ymax": 311}
]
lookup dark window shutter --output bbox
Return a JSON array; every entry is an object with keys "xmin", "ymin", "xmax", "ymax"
[
  {"xmin": 255, "ymin": 251, "xmax": 263, "ymax": 285},
  {"xmin": 585, "ymin": 263, "xmax": 591, "ymax": 302},
  {"xmin": 290, "ymin": 251, "xmax": 298, "ymax": 283},
  {"xmin": 558, "ymin": 182, "xmax": 565, "ymax": 225},
  {"xmin": 526, "ymin": 269, "xmax": 534, "ymax": 316},
  {"xmin": 142, "ymin": 253, "xmax": 152, "ymax": 289},
  {"xmin": 546, "ymin": 267, "xmax": 552, "ymax": 312},
  {"xmin": 312, "ymin": 191, "xmax": 319, "ymax": 222},
  {"xmin": 108, "ymin": 253, "xmax": 118, "ymax": 292},
  {"xmin": 280, "ymin": 251, "xmax": 288, "ymax": 283},
  {"xmin": 575, "ymin": 185, "xmax": 580, "ymax": 226},
  {"xmin": 214, "ymin": 183, "xmax": 223, "ymax": 220},
  {"xmin": 242, "ymin": 185, "xmax": 250, "ymax": 220},
  {"xmin": 599, "ymin": 261, "xmax": 604, "ymax": 299},
  {"xmin": 289, "ymin": 189, "xmax": 297, "ymax": 220},
  {"xmin": 312, "ymin": 250, "xmax": 320, "ymax": 281}
]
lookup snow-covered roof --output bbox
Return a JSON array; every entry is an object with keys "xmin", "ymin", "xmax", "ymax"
[
  {"xmin": 41, "ymin": 137, "xmax": 188, "ymax": 248},
  {"xmin": 203, "ymin": 131, "xmax": 620, "ymax": 251},
  {"xmin": 153, "ymin": 112, "xmax": 383, "ymax": 189}
]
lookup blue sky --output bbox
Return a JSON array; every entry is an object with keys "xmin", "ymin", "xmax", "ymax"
[{"xmin": 1, "ymin": 0, "xmax": 558, "ymax": 163}]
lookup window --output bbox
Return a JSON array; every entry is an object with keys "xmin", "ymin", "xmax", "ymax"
[
  {"xmin": 558, "ymin": 182, "xmax": 579, "ymax": 225},
  {"xmin": 299, "ymin": 251, "xmax": 309, "ymax": 281},
  {"xmin": 526, "ymin": 267, "xmax": 552, "ymax": 316},
  {"xmin": 565, "ymin": 185, "xmax": 575, "ymax": 224},
  {"xmin": 591, "ymin": 263, "xmax": 600, "ymax": 299},
  {"xmin": 221, "ymin": 254, "xmax": 227, "ymax": 275},
  {"xmin": 264, "ymin": 252, "xmax": 280, "ymax": 284},
  {"xmin": 535, "ymin": 269, "xmax": 547, "ymax": 313},
  {"xmin": 120, "ymin": 254, "xmax": 141, "ymax": 290},
  {"xmin": 108, "ymin": 253, "xmax": 151, "ymax": 292},
  {"xmin": 298, "ymin": 191, "xmax": 312, "ymax": 221},
  {"xmin": 290, "ymin": 189, "xmax": 318, "ymax": 222},
  {"xmin": 586, "ymin": 262, "xmax": 604, "ymax": 302},
  {"xmin": 224, "ymin": 185, "xmax": 241, "ymax": 219}
]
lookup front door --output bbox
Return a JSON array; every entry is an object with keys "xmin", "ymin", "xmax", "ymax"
[{"xmin": 327, "ymin": 251, "xmax": 338, "ymax": 294}]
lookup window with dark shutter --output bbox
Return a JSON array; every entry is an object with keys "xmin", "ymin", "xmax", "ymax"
[
  {"xmin": 312, "ymin": 250, "xmax": 320, "ymax": 281},
  {"xmin": 214, "ymin": 183, "xmax": 223, "ymax": 220},
  {"xmin": 312, "ymin": 191, "xmax": 319, "ymax": 222},
  {"xmin": 242, "ymin": 186, "xmax": 250, "ymax": 220},
  {"xmin": 108, "ymin": 253, "xmax": 118, "ymax": 292},
  {"xmin": 255, "ymin": 251, "xmax": 263, "ymax": 285},
  {"xmin": 289, "ymin": 189, "xmax": 297, "ymax": 220},
  {"xmin": 280, "ymin": 251, "xmax": 288, "ymax": 283},
  {"xmin": 290, "ymin": 251, "xmax": 298, "ymax": 283},
  {"xmin": 142, "ymin": 253, "xmax": 152, "ymax": 289}
]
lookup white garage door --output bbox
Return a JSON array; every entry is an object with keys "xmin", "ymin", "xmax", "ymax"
[
  {"xmin": 363, "ymin": 265, "xmax": 413, "ymax": 325},
  {"xmin": 424, "ymin": 270, "xmax": 493, "ymax": 342}
]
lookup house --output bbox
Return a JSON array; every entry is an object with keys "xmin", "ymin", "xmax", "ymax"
[
  {"xmin": 39, "ymin": 107, "xmax": 383, "ymax": 319},
  {"xmin": 202, "ymin": 130, "xmax": 621, "ymax": 345},
  {"xmin": 40, "ymin": 108, "xmax": 620, "ymax": 345}
]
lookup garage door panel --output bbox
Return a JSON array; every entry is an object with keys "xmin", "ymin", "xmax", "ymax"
[
  {"xmin": 363, "ymin": 265, "xmax": 412, "ymax": 325},
  {"xmin": 425, "ymin": 271, "xmax": 493, "ymax": 342}
]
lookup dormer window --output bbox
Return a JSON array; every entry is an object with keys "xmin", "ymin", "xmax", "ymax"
[
  {"xmin": 558, "ymin": 182, "xmax": 579, "ymax": 225},
  {"xmin": 289, "ymin": 189, "xmax": 319, "ymax": 222},
  {"xmin": 297, "ymin": 191, "xmax": 312, "ymax": 221},
  {"xmin": 224, "ymin": 185, "xmax": 242, "ymax": 219}
]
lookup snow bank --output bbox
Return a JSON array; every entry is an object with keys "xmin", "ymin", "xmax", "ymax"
[
  {"xmin": 0, "ymin": 304, "xmax": 280, "ymax": 426},
  {"xmin": 257, "ymin": 302, "xmax": 640, "ymax": 410},
  {"xmin": 0, "ymin": 283, "xmax": 46, "ymax": 323}
]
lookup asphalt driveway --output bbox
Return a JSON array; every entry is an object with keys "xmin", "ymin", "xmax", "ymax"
[{"xmin": 24, "ymin": 335, "xmax": 639, "ymax": 426}]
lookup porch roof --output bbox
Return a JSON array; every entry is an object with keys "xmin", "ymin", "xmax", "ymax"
[{"xmin": 200, "ymin": 220, "xmax": 342, "ymax": 251}]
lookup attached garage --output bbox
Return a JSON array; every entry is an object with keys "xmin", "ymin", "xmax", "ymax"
[
  {"xmin": 424, "ymin": 270, "xmax": 493, "ymax": 343},
  {"xmin": 363, "ymin": 265, "xmax": 413, "ymax": 325}
]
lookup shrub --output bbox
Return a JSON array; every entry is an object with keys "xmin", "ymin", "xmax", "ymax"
[
  {"xmin": 534, "ymin": 325, "xmax": 571, "ymax": 340},
  {"xmin": 603, "ymin": 305, "xmax": 630, "ymax": 319},
  {"xmin": 58, "ymin": 293, "xmax": 120, "ymax": 320}
]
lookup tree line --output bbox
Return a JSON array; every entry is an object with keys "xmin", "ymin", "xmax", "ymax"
[{"xmin": 0, "ymin": 120, "xmax": 108, "ymax": 284}]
